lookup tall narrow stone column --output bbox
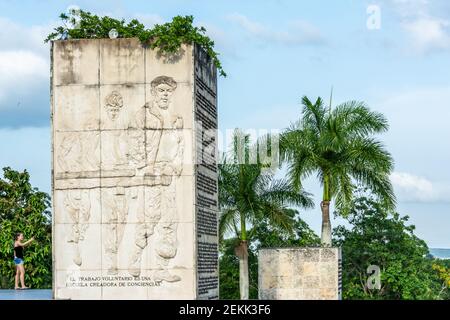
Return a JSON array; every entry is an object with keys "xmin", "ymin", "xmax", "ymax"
[{"xmin": 51, "ymin": 38, "xmax": 218, "ymax": 299}]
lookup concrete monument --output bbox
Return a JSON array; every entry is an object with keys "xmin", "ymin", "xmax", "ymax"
[
  {"xmin": 258, "ymin": 248, "xmax": 342, "ymax": 300},
  {"xmin": 51, "ymin": 38, "xmax": 219, "ymax": 299}
]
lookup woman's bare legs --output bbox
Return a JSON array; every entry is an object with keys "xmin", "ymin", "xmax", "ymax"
[
  {"xmin": 19, "ymin": 265, "xmax": 27, "ymax": 288},
  {"xmin": 15, "ymin": 266, "xmax": 20, "ymax": 289}
]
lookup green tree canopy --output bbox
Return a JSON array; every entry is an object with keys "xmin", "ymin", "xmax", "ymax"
[
  {"xmin": 333, "ymin": 192, "xmax": 445, "ymax": 300},
  {"xmin": 0, "ymin": 167, "xmax": 52, "ymax": 288}
]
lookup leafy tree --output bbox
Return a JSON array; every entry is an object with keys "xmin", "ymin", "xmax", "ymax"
[
  {"xmin": 0, "ymin": 167, "xmax": 52, "ymax": 288},
  {"xmin": 219, "ymin": 130, "xmax": 313, "ymax": 299},
  {"xmin": 280, "ymin": 96, "xmax": 395, "ymax": 246},
  {"xmin": 45, "ymin": 9, "xmax": 226, "ymax": 76},
  {"xmin": 219, "ymin": 210, "xmax": 320, "ymax": 299},
  {"xmin": 432, "ymin": 261, "xmax": 450, "ymax": 299},
  {"xmin": 251, "ymin": 208, "xmax": 320, "ymax": 249},
  {"xmin": 333, "ymin": 193, "xmax": 444, "ymax": 299}
]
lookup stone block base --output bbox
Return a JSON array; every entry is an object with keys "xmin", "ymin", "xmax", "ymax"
[{"xmin": 258, "ymin": 247, "xmax": 342, "ymax": 300}]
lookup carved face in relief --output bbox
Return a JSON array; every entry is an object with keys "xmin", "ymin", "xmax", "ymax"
[
  {"xmin": 150, "ymin": 76, "xmax": 177, "ymax": 110},
  {"xmin": 105, "ymin": 91, "xmax": 124, "ymax": 120}
]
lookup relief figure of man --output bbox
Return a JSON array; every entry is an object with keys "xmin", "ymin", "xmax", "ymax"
[
  {"xmin": 129, "ymin": 76, "xmax": 184, "ymax": 282},
  {"xmin": 103, "ymin": 187, "xmax": 129, "ymax": 275},
  {"xmin": 64, "ymin": 189, "xmax": 91, "ymax": 266}
]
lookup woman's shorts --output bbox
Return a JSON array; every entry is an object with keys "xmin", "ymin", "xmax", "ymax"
[{"xmin": 13, "ymin": 258, "xmax": 24, "ymax": 265}]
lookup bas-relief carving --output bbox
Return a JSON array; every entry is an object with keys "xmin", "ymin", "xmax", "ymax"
[
  {"xmin": 64, "ymin": 189, "xmax": 91, "ymax": 266},
  {"xmin": 127, "ymin": 130, "xmax": 146, "ymax": 169},
  {"xmin": 143, "ymin": 76, "xmax": 184, "ymax": 177},
  {"xmin": 128, "ymin": 76, "xmax": 184, "ymax": 282},
  {"xmin": 57, "ymin": 75, "xmax": 185, "ymax": 283},
  {"xmin": 101, "ymin": 130, "xmax": 133, "ymax": 172},
  {"xmin": 56, "ymin": 133, "xmax": 99, "ymax": 175},
  {"xmin": 103, "ymin": 187, "xmax": 132, "ymax": 275},
  {"xmin": 104, "ymin": 91, "xmax": 124, "ymax": 121},
  {"xmin": 100, "ymin": 85, "xmax": 146, "ymax": 131},
  {"xmin": 102, "ymin": 90, "xmax": 144, "ymax": 174}
]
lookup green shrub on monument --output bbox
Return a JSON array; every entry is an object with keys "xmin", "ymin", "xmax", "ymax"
[{"xmin": 44, "ymin": 9, "xmax": 226, "ymax": 77}]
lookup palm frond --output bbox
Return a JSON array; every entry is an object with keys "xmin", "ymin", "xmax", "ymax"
[
  {"xmin": 333, "ymin": 101, "xmax": 389, "ymax": 138},
  {"xmin": 259, "ymin": 203, "xmax": 296, "ymax": 234},
  {"xmin": 258, "ymin": 178, "xmax": 314, "ymax": 209},
  {"xmin": 350, "ymin": 166, "xmax": 396, "ymax": 211},
  {"xmin": 301, "ymin": 96, "xmax": 326, "ymax": 134},
  {"xmin": 333, "ymin": 171, "xmax": 355, "ymax": 216},
  {"xmin": 218, "ymin": 208, "xmax": 240, "ymax": 241}
]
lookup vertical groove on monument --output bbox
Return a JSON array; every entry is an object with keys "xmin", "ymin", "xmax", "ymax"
[{"xmin": 52, "ymin": 38, "xmax": 218, "ymax": 299}]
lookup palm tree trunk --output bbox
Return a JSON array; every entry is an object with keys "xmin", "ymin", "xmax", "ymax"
[
  {"xmin": 321, "ymin": 173, "xmax": 332, "ymax": 246},
  {"xmin": 235, "ymin": 240, "xmax": 249, "ymax": 299},
  {"xmin": 321, "ymin": 200, "xmax": 332, "ymax": 246}
]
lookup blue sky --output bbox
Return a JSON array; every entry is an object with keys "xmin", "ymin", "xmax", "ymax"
[{"xmin": 0, "ymin": 0, "xmax": 449, "ymax": 248}]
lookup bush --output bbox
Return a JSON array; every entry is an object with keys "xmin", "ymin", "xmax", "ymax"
[
  {"xmin": 45, "ymin": 9, "xmax": 226, "ymax": 77},
  {"xmin": 334, "ymin": 194, "xmax": 445, "ymax": 300}
]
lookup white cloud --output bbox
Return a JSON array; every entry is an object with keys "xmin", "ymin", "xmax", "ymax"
[
  {"xmin": 389, "ymin": 0, "xmax": 430, "ymax": 17},
  {"xmin": 0, "ymin": 17, "xmax": 51, "ymax": 127},
  {"xmin": 391, "ymin": 172, "xmax": 433, "ymax": 199},
  {"xmin": 390, "ymin": 172, "xmax": 450, "ymax": 203},
  {"xmin": 228, "ymin": 13, "xmax": 265, "ymax": 35},
  {"xmin": 0, "ymin": 51, "xmax": 48, "ymax": 102},
  {"xmin": 371, "ymin": 86, "xmax": 450, "ymax": 185},
  {"xmin": 373, "ymin": 86, "xmax": 450, "ymax": 130},
  {"xmin": 0, "ymin": 126, "xmax": 51, "ymax": 193},
  {"xmin": 226, "ymin": 13, "xmax": 325, "ymax": 46},
  {"xmin": 385, "ymin": 0, "xmax": 450, "ymax": 53},
  {"xmin": 0, "ymin": 17, "xmax": 52, "ymax": 55},
  {"xmin": 402, "ymin": 16, "xmax": 450, "ymax": 53}
]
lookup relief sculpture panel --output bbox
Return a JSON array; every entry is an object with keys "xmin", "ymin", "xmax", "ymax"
[
  {"xmin": 64, "ymin": 189, "xmax": 91, "ymax": 267},
  {"xmin": 128, "ymin": 76, "xmax": 184, "ymax": 282},
  {"xmin": 56, "ymin": 76, "xmax": 185, "ymax": 281}
]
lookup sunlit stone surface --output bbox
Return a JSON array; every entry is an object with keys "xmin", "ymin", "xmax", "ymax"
[{"xmin": 51, "ymin": 38, "xmax": 219, "ymax": 300}]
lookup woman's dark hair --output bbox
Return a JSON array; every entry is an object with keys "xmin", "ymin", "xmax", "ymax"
[{"xmin": 14, "ymin": 233, "xmax": 22, "ymax": 241}]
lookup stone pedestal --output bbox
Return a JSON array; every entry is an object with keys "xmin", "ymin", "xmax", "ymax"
[
  {"xmin": 51, "ymin": 39, "xmax": 219, "ymax": 299},
  {"xmin": 258, "ymin": 248, "xmax": 342, "ymax": 300}
]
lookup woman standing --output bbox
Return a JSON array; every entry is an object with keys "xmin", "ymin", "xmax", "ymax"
[{"xmin": 14, "ymin": 233, "xmax": 34, "ymax": 290}]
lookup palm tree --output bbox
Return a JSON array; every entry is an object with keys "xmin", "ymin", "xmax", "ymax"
[
  {"xmin": 219, "ymin": 130, "xmax": 313, "ymax": 299},
  {"xmin": 280, "ymin": 96, "xmax": 396, "ymax": 246}
]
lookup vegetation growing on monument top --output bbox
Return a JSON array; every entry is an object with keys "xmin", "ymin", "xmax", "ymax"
[{"xmin": 45, "ymin": 9, "xmax": 226, "ymax": 77}]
